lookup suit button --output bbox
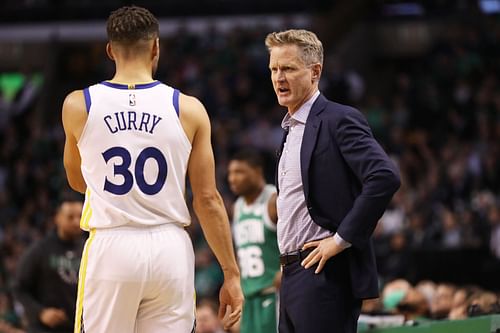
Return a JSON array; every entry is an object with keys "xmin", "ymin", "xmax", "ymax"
[{"xmin": 308, "ymin": 206, "xmax": 313, "ymax": 211}]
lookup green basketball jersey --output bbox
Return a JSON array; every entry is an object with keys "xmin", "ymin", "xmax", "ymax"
[{"xmin": 233, "ymin": 185, "xmax": 281, "ymax": 297}]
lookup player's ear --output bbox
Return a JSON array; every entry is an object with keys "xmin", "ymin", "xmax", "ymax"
[
  {"xmin": 106, "ymin": 43, "xmax": 115, "ymax": 61},
  {"xmin": 152, "ymin": 38, "xmax": 160, "ymax": 60}
]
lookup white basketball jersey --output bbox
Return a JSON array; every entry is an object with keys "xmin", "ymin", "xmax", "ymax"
[{"xmin": 78, "ymin": 81, "xmax": 191, "ymax": 230}]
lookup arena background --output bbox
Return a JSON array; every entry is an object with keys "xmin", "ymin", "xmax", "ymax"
[{"xmin": 0, "ymin": 0, "xmax": 499, "ymax": 331}]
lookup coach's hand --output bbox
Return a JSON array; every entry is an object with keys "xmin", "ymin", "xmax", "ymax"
[
  {"xmin": 218, "ymin": 274, "xmax": 244, "ymax": 330},
  {"xmin": 301, "ymin": 237, "xmax": 344, "ymax": 274},
  {"xmin": 39, "ymin": 308, "xmax": 67, "ymax": 328}
]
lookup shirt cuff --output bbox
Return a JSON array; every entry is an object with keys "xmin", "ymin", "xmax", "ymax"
[{"xmin": 333, "ymin": 233, "xmax": 352, "ymax": 249}]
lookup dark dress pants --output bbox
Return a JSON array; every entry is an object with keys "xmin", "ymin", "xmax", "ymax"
[{"xmin": 279, "ymin": 250, "xmax": 362, "ymax": 333}]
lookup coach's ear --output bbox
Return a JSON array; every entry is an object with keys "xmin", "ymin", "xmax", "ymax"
[
  {"xmin": 310, "ymin": 63, "xmax": 322, "ymax": 83},
  {"xmin": 106, "ymin": 43, "xmax": 115, "ymax": 61}
]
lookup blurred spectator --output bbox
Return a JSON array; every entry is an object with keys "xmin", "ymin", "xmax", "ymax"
[
  {"xmin": 397, "ymin": 288, "xmax": 429, "ymax": 319},
  {"xmin": 415, "ymin": 280, "xmax": 437, "ymax": 308},
  {"xmin": 378, "ymin": 279, "xmax": 500, "ymax": 322},
  {"xmin": 488, "ymin": 205, "xmax": 500, "ymax": 260},
  {"xmin": 382, "ymin": 279, "xmax": 411, "ymax": 313},
  {"xmin": 381, "ymin": 279, "xmax": 429, "ymax": 320},
  {"xmin": 195, "ymin": 298, "xmax": 225, "ymax": 333},
  {"xmin": 429, "ymin": 283, "xmax": 456, "ymax": 319},
  {"xmin": 0, "ymin": 290, "xmax": 24, "ymax": 333},
  {"xmin": 361, "ymin": 298, "xmax": 384, "ymax": 315},
  {"xmin": 439, "ymin": 207, "xmax": 462, "ymax": 249},
  {"xmin": 13, "ymin": 199, "xmax": 84, "ymax": 333},
  {"xmin": 467, "ymin": 291, "xmax": 500, "ymax": 317},
  {"xmin": 447, "ymin": 286, "xmax": 484, "ymax": 320}
]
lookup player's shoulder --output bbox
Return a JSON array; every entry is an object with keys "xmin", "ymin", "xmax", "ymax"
[
  {"xmin": 63, "ymin": 89, "xmax": 86, "ymax": 113},
  {"xmin": 178, "ymin": 92, "xmax": 210, "ymax": 135},
  {"xmin": 264, "ymin": 184, "xmax": 277, "ymax": 194},
  {"xmin": 262, "ymin": 185, "xmax": 277, "ymax": 200},
  {"xmin": 64, "ymin": 89, "xmax": 83, "ymax": 103},
  {"xmin": 62, "ymin": 89, "xmax": 89, "ymax": 131},
  {"xmin": 179, "ymin": 92, "xmax": 206, "ymax": 114}
]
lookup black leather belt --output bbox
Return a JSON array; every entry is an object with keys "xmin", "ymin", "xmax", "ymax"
[{"xmin": 279, "ymin": 248, "xmax": 314, "ymax": 266}]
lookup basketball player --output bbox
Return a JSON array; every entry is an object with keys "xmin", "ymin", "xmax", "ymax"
[
  {"xmin": 228, "ymin": 150, "xmax": 281, "ymax": 333},
  {"xmin": 61, "ymin": 6, "xmax": 243, "ymax": 333}
]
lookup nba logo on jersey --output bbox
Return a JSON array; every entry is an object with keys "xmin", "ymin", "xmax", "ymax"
[{"xmin": 129, "ymin": 93, "xmax": 136, "ymax": 106}]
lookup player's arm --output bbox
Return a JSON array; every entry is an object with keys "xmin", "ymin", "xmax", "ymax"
[
  {"xmin": 62, "ymin": 91, "xmax": 87, "ymax": 193},
  {"xmin": 267, "ymin": 192, "xmax": 277, "ymax": 224},
  {"xmin": 180, "ymin": 94, "xmax": 243, "ymax": 328}
]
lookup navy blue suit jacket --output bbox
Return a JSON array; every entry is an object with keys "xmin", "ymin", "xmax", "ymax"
[{"xmin": 277, "ymin": 94, "xmax": 401, "ymax": 299}]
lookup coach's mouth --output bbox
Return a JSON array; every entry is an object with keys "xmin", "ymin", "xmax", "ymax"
[{"xmin": 277, "ymin": 87, "xmax": 290, "ymax": 96}]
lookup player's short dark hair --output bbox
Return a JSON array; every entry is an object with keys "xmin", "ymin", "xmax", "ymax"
[
  {"xmin": 230, "ymin": 149, "xmax": 264, "ymax": 169},
  {"xmin": 107, "ymin": 6, "xmax": 159, "ymax": 43}
]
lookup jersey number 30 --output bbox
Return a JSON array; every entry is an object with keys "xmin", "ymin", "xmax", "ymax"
[{"xmin": 102, "ymin": 146, "xmax": 167, "ymax": 195}]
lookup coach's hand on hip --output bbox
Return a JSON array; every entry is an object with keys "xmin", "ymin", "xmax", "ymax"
[{"xmin": 301, "ymin": 237, "xmax": 345, "ymax": 274}]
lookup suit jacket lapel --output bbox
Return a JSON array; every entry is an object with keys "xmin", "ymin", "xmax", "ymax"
[{"xmin": 301, "ymin": 94, "xmax": 327, "ymax": 201}]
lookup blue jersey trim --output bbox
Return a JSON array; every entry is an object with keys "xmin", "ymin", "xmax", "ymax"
[
  {"xmin": 83, "ymin": 88, "xmax": 91, "ymax": 113},
  {"xmin": 173, "ymin": 89, "xmax": 180, "ymax": 117},
  {"xmin": 100, "ymin": 81, "xmax": 161, "ymax": 90}
]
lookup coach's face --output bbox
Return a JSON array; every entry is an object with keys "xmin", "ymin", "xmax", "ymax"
[{"xmin": 269, "ymin": 44, "xmax": 320, "ymax": 114}]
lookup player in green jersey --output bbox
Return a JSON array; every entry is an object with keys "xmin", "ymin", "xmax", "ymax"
[{"xmin": 228, "ymin": 150, "xmax": 281, "ymax": 333}]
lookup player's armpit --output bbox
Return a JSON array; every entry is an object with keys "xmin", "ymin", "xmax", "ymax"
[
  {"xmin": 63, "ymin": 137, "xmax": 85, "ymax": 193},
  {"xmin": 62, "ymin": 90, "xmax": 87, "ymax": 193}
]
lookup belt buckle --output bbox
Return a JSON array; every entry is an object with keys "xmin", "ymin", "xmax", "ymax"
[{"xmin": 280, "ymin": 248, "xmax": 314, "ymax": 267}]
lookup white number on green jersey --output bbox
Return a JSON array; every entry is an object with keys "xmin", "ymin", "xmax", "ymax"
[{"xmin": 237, "ymin": 246, "xmax": 264, "ymax": 278}]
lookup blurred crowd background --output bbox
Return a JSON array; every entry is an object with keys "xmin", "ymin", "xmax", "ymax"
[{"xmin": 0, "ymin": 0, "xmax": 499, "ymax": 331}]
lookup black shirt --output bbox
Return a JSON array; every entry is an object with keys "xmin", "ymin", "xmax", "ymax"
[{"xmin": 14, "ymin": 231, "xmax": 86, "ymax": 333}]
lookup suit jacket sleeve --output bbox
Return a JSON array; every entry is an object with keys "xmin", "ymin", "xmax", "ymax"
[{"xmin": 334, "ymin": 108, "xmax": 400, "ymax": 248}]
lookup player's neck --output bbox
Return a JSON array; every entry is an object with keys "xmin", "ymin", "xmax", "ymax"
[
  {"xmin": 243, "ymin": 183, "xmax": 265, "ymax": 205},
  {"xmin": 111, "ymin": 63, "xmax": 154, "ymax": 83}
]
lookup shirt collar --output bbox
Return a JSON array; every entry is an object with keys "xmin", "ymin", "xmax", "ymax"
[{"xmin": 281, "ymin": 90, "xmax": 320, "ymax": 129}]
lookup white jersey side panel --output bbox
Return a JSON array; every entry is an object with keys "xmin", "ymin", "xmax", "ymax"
[{"xmin": 78, "ymin": 82, "xmax": 191, "ymax": 229}]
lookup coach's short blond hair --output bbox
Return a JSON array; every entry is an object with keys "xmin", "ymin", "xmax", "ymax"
[{"xmin": 265, "ymin": 29, "xmax": 323, "ymax": 66}]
